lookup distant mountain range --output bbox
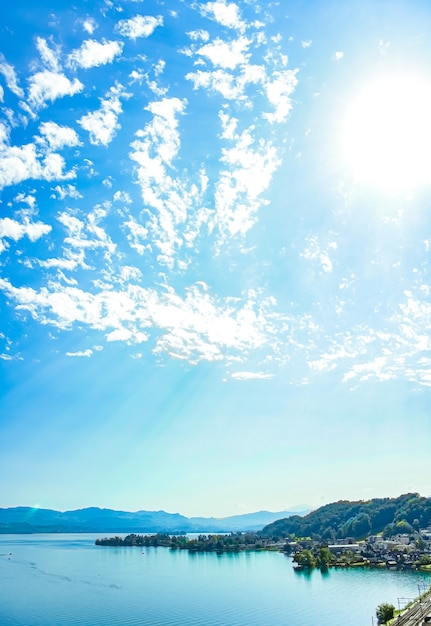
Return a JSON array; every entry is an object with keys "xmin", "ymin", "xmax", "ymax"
[{"xmin": 0, "ymin": 506, "xmax": 308, "ymax": 534}]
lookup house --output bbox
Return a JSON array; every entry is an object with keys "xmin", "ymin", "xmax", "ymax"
[{"xmin": 327, "ymin": 544, "xmax": 361, "ymax": 554}]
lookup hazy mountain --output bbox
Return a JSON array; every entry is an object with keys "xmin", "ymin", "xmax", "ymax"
[
  {"xmin": 0, "ymin": 506, "xmax": 307, "ymax": 534},
  {"xmin": 187, "ymin": 510, "xmax": 309, "ymax": 532}
]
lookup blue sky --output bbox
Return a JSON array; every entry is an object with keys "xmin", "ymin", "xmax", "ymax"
[{"xmin": 0, "ymin": 0, "xmax": 430, "ymax": 518}]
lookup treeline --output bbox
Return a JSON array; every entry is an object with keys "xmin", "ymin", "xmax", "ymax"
[
  {"xmin": 261, "ymin": 493, "xmax": 431, "ymax": 541},
  {"xmin": 96, "ymin": 533, "xmax": 173, "ymax": 547},
  {"xmin": 96, "ymin": 532, "xmax": 275, "ymax": 553}
]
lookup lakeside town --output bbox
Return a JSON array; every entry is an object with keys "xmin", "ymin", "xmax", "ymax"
[
  {"xmin": 96, "ymin": 525, "xmax": 431, "ymax": 572},
  {"xmin": 287, "ymin": 526, "xmax": 431, "ymax": 571}
]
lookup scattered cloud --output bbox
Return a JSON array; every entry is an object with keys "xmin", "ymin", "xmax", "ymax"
[
  {"xmin": 0, "ymin": 217, "xmax": 51, "ymax": 253},
  {"xmin": 38, "ymin": 122, "xmax": 82, "ymax": 150},
  {"xmin": 199, "ymin": 0, "xmax": 246, "ymax": 32},
  {"xmin": 213, "ymin": 125, "xmax": 281, "ymax": 242},
  {"xmin": 78, "ymin": 83, "xmax": 130, "ymax": 146},
  {"xmin": 1, "ymin": 0, "xmax": 428, "ymax": 394},
  {"xmin": 195, "ymin": 36, "xmax": 251, "ymax": 70},
  {"xmin": 123, "ymin": 218, "xmax": 149, "ymax": 255},
  {"xmin": 68, "ymin": 39, "xmax": 123, "ymax": 69},
  {"xmin": 0, "ymin": 123, "xmax": 76, "ymax": 189},
  {"xmin": 82, "ymin": 18, "xmax": 98, "ymax": 34},
  {"xmin": 35, "ymin": 37, "xmax": 61, "ymax": 73},
  {"xmin": 51, "ymin": 184, "xmax": 83, "ymax": 200},
  {"xmin": 187, "ymin": 30, "xmax": 210, "ymax": 42},
  {"xmin": 263, "ymin": 69, "xmax": 298, "ymax": 123},
  {"xmin": 301, "ymin": 236, "xmax": 337, "ymax": 274},
  {"xmin": 27, "ymin": 70, "xmax": 83, "ymax": 110},
  {"xmin": 0, "ymin": 53, "xmax": 24, "ymax": 97},
  {"xmin": 66, "ymin": 349, "xmax": 93, "ymax": 357},
  {"xmin": 115, "ymin": 15, "xmax": 163, "ymax": 40},
  {"xmin": 186, "ymin": 66, "xmax": 262, "ymax": 101},
  {"xmin": 0, "ymin": 279, "xmax": 273, "ymax": 365},
  {"xmin": 113, "ymin": 190, "xmax": 132, "ymax": 204},
  {"xmin": 230, "ymin": 371, "xmax": 274, "ymax": 380},
  {"xmin": 129, "ymin": 96, "xmax": 198, "ymax": 267}
]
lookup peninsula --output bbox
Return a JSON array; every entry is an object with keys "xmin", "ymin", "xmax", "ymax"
[{"xmin": 95, "ymin": 494, "xmax": 431, "ymax": 570}]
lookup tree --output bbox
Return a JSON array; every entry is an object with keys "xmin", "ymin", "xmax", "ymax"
[
  {"xmin": 316, "ymin": 546, "xmax": 334, "ymax": 567},
  {"xmin": 293, "ymin": 549, "xmax": 316, "ymax": 568},
  {"xmin": 416, "ymin": 536, "xmax": 426, "ymax": 551},
  {"xmin": 395, "ymin": 520, "xmax": 414, "ymax": 534},
  {"xmin": 376, "ymin": 603, "xmax": 395, "ymax": 624},
  {"xmin": 418, "ymin": 554, "xmax": 431, "ymax": 566}
]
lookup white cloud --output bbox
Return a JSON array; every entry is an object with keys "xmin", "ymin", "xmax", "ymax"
[
  {"xmin": 154, "ymin": 59, "xmax": 165, "ymax": 76},
  {"xmin": 68, "ymin": 39, "xmax": 123, "ymax": 69},
  {"xmin": 0, "ymin": 124, "xmax": 76, "ymax": 189},
  {"xmin": 106, "ymin": 327, "xmax": 148, "ymax": 343},
  {"xmin": 0, "ymin": 54, "xmax": 24, "ymax": 97},
  {"xmin": 308, "ymin": 341, "xmax": 360, "ymax": 374},
  {"xmin": 186, "ymin": 64, "xmax": 265, "ymax": 101},
  {"xmin": 120, "ymin": 265, "xmax": 142, "ymax": 281},
  {"xmin": 129, "ymin": 69, "xmax": 145, "ymax": 84},
  {"xmin": 129, "ymin": 96, "xmax": 187, "ymax": 260},
  {"xmin": 301, "ymin": 236, "xmax": 336, "ymax": 274},
  {"xmin": 213, "ymin": 127, "xmax": 281, "ymax": 242},
  {"xmin": 37, "ymin": 207, "xmax": 117, "ymax": 273},
  {"xmin": 296, "ymin": 285, "xmax": 431, "ymax": 389},
  {"xmin": 113, "ymin": 190, "xmax": 132, "ymax": 204},
  {"xmin": 0, "ymin": 217, "xmax": 51, "ymax": 252},
  {"xmin": 263, "ymin": 69, "xmax": 298, "ymax": 123},
  {"xmin": 123, "ymin": 218, "xmax": 149, "ymax": 254},
  {"xmin": 27, "ymin": 70, "xmax": 83, "ymax": 110},
  {"xmin": 0, "ymin": 275, "xmax": 276, "ymax": 365},
  {"xmin": 187, "ymin": 30, "xmax": 210, "ymax": 42},
  {"xmin": 301, "ymin": 40, "xmax": 312, "ymax": 48},
  {"xmin": 333, "ymin": 51, "xmax": 344, "ymax": 61},
  {"xmin": 199, "ymin": 0, "xmax": 246, "ymax": 32},
  {"xmin": 38, "ymin": 122, "xmax": 81, "ymax": 150},
  {"xmin": 78, "ymin": 83, "xmax": 130, "ymax": 146},
  {"xmin": 219, "ymin": 111, "xmax": 238, "ymax": 140},
  {"xmin": 230, "ymin": 371, "xmax": 274, "ymax": 380},
  {"xmin": 342, "ymin": 359, "xmax": 388, "ymax": 383},
  {"xmin": 35, "ymin": 37, "xmax": 61, "ymax": 72},
  {"xmin": 196, "ymin": 37, "xmax": 250, "ymax": 69},
  {"xmin": 115, "ymin": 15, "xmax": 163, "ymax": 40},
  {"xmin": 37, "ymin": 256, "xmax": 83, "ymax": 271},
  {"xmin": 51, "ymin": 184, "xmax": 82, "ymax": 200},
  {"xmin": 129, "ymin": 96, "xmax": 213, "ymax": 269},
  {"xmin": 82, "ymin": 18, "xmax": 97, "ymax": 34},
  {"xmin": 66, "ymin": 349, "xmax": 93, "ymax": 357},
  {"xmin": 13, "ymin": 192, "xmax": 37, "ymax": 211},
  {"xmin": 183, "ymin": 34, "xmax": 298, "ymax": 251},
  {"xmin": 129, "ymin": 61, "xmax": 168, "ymax": 96}
]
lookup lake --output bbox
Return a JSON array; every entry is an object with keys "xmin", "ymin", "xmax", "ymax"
[{"xmin": 1, "ymin": 533, "xmax": 430, "ymax": 626}]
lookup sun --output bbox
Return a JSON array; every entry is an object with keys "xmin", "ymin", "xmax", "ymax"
[{"xmin": 341, "ymin": 72, "xmax": 431, "ymax": 193}]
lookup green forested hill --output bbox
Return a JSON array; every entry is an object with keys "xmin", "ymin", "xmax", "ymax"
[{"xmin": 261, "ymin": 493, "xmax": 431, "ymax": 541}]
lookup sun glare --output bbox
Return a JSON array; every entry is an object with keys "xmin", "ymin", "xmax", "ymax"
[{"xmin": 341, "ymin": 73, "xmax": 431, "ymax": 193}]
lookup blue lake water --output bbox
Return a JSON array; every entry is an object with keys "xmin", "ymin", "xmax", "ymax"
[{"xmin": 1, "ymin": 533, "xmax": 430, "ymax": 626}]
